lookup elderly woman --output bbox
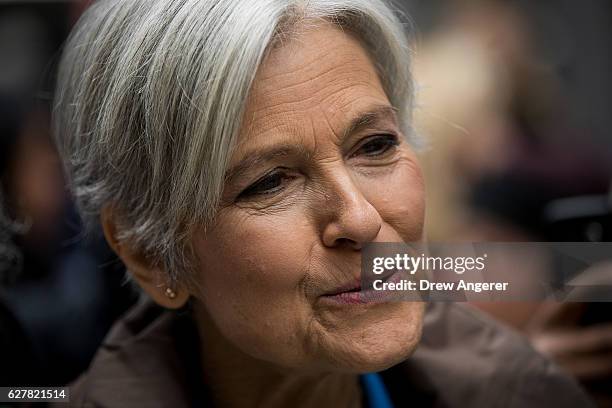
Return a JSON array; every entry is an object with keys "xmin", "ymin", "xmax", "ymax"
[{"xmin": 52, "ymin": 0, "xmax": 592, "ymax": 407}]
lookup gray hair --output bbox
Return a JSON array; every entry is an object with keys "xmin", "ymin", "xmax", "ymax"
[{"xmin": 53, "ymin": 0, "xmax": 416, "ymax": 287}]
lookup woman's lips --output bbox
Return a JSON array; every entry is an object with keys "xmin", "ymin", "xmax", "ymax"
[
  {"xmin": 320, "ymin": 280, "xmax": 367, "ymax": 304},
  {"xmin": 320, "ymin": 272, "xmax": 398, "ymax": 304},
  {"xmin": 323, "ymin": 279, "xmax": 361, "ymax": 297}
]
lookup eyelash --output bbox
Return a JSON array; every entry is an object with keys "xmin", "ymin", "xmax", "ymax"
[
  {"xmin": 350, "ymin": 134, "xmax": 399, "ymax": 158},
  {"xmin": 238, "ymin": 169, "xmax": 294, "ymax": 199},
  {"xmin": 237, "ymin": 134, "xmax": 399, "ymax": 199}
]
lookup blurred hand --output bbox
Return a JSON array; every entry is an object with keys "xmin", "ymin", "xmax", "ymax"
[{"xmin": 526, "ymin": 302, "xmax": 612, "ymax": 380}]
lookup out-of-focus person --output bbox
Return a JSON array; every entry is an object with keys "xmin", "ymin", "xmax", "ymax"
[{"xmin": 411, "ymin": 1, "xmax": 612, "ymax": 405}]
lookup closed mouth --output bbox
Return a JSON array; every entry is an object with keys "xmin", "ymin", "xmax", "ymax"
[
  {"xmin": 321, "ymin": 279, "xmax": 360, "ymax": 297},
  {"xmin": 320, "ymin": 271, "xmax": 397, "ymax": 304}
]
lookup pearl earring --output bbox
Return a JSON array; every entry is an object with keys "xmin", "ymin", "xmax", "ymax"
[{"xmin": 165, "ymin": 287, "xmax": 177, "ymax": 299}]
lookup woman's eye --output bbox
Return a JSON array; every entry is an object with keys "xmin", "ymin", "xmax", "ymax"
[
  {"xmin": 238, "ymin": 170, "xmax": 289, "ymax": 199},
  {"xmin": 352, "ymin": 134, "xmax": 399, "ymax": 158}
]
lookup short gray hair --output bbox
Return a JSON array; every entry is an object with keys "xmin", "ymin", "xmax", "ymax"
[{"xmin": 53, "ymin": 0, "xmax": 416, "ymax": 287}]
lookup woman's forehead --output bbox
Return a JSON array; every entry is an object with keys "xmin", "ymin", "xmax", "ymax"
[{"xmin": 235, "ymin": 23, "xmax": 391, "ymax": 158}]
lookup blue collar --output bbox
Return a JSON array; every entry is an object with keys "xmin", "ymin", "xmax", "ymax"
[{"xmin": 360, "ymin": 372, "xmax": 395, "ymax": 408}]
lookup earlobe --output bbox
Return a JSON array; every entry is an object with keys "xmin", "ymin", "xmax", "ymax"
[
  {"xmin": 154, "ymin": 281, "xmax": 190, "ymax": 309},
  {"xmin": 100, "ymin": 205, "xmax": 189, "ymax": 309},
  {"xmin": 147, "ymin": 280, "xmax": 190, "ymax": 309}
]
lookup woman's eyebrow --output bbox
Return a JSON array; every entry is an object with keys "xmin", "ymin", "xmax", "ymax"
[
  {"xmin": 342, "ymin": 105, "xmax": 399, "ymax": 140},
  {"xmin": 224, "ymin": 144, "xmax": 310, "ymax": 183}
]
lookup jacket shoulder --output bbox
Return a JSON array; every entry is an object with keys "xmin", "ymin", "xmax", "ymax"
[
  {"xmin": 393, "ymin": 303, "xmax": 594, "ymax": 408},
  {"xmin": 55, "ymin": 297, "xmax": 193, "ymax": 408}
]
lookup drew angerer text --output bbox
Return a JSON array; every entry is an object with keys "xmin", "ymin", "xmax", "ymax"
[{"xmin": 372, "ymin": 279, "xmax": 509, "ymax": 293}]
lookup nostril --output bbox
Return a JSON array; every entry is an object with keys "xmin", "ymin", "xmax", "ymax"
[{"xmin": 335, "ymin": 237, "xmax": 362, "ymax": 250}]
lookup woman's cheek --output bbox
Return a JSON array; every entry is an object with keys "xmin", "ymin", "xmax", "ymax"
[
  {"xmin": 193, "ymin": 215, "xmax": 319, "ymax": 365},
  {"xmin": 358, "ymin": 160, "xmax": 425, "ymax": 241},
  {"xmin": 195, "ymin": 209, "xmax": 314, "ymax": 311}
]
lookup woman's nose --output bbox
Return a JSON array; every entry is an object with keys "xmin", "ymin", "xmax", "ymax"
[{"xmin": 321, "ymin": 176, "xmax": 382, "ymax": 250}]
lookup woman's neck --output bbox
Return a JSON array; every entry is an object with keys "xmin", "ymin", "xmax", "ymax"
[{"xmin": 193, "ymin": 305, "xmax": 363, "ymax": 408}]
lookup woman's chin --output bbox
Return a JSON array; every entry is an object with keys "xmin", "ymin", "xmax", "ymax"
[
  {"xmin": 316, "ymin": 302, "xmax": 425, "ymax": 373},
  {"xmin": 326, "ymin": 338, "xmax": 422, "ymax": 374}
]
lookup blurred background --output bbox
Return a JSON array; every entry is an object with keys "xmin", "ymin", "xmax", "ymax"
[{"xmin": 0, "ymin": 0, "xmax": 610, "ymax": 406}]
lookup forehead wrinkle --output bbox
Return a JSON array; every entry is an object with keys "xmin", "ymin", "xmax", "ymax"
[
  {"xmin": 237, "ymin": 119, "xmax": 302, "ymax": 165},
  {"xmin": 334, "ymin": 94, "xmax": 379, "ymax": 112},
  {"xmin": 254, "ymin": 63, "xmax": 367, "ymax": 109},
  {"xmin": 318, "ymin": 80, "xmax": 386, "ymax": 116},
  {"xmin": 238, "ymin": 97, "xmax": 315, "ymax": 158},
  {"xmin": 257, "ymin": 42, "xmax": 340, "ymax": 82},
  {"xmin": 250, "ymin": 69, "xmax": 379, "ymax": 127},
  {"xmin": 248, "ymin": 71, "xmax": 342, "ymax": 120},
  {"xmin": 253, "ymin": 42, "xmax": 377, "ymax": 103}
]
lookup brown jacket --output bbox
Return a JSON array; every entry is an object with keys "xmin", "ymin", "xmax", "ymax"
[{"xmin": 63, "ymin": 298, "xmax": 594, "ymax": 407}]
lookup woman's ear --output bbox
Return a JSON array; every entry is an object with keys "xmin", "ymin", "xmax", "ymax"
[{"xmin": 100, "ymin": 206, "xmax": 190, "ymax": 309}]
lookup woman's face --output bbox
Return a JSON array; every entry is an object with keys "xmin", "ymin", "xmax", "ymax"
[{"xmin": 192, "ymin": 23, "xmax": 425, "ymax": 372}]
